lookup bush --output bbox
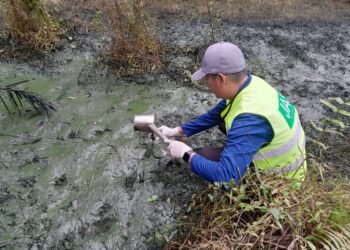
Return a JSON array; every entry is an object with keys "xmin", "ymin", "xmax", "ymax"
[
  {"xmin": 3, "ymin": 0, "xmax": 62, "ymax": 49},
  {"xmin": 100, "ymin": 0, "xmax": 161, "ymax": 75},
  {"xmin": 165, "ymin": 162, "xmax": 350, "ymax": 249}
]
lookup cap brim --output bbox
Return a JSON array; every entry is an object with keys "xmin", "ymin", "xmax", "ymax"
[{"xmin": 191, "ymin": 68, "xmax": 207, "ymax": 81}]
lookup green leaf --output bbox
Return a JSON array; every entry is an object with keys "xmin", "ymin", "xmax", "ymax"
[
  {"xmin": 229, "ymin": 179, "xmax": 235, "ymax": 186},
  {"xmin": 258, "ymin": 206, "xmax": 269, "ymax": 213},
  {"xmin": 328, "ymin": 97, "xmax": 344, "ymax": 105},
  {"xmin": 0, "ymin": 86, "xmax": 55, "ymax": 117},
  {"xmin": 319, "ymin": 240, "xmax": 331, "ymax": 250},
  {"xmin": 147, "ymin": 194, "xmax": 158, "ymax": 202},
  {"xmin": 282, "ymin": 191, "xmax": 289, "ymax": 196},
  {"xmin": 269, "ymin": 207, "xmax": 283, "ymax": 229},
  {"xmin": 313, "ymin": 211, "xmax": 321, "ymax": 222},
  {"xmin": 0, "ymin": 94, "xmax": 12, "ymax": 114},
  {"xmin": 154, "ymin": 231, "xmax": 162, "ymax": 239},
  {"xmin": 260, "ymin": 183, "xmax": 272, "ymax": 190},
  {"xmin": 7, "ymin": 90, "xmax": 21, "ymax": 115},
  {"xmin": 269, "ymin": 208, "xmax": 280, "ymax": 220},
  {"xmin": 326, "ymin": 229, "xmax": 350, "ymax": 247},
  {"xmin": 325, "ymin": 118, "xmax": 345, "ymax": 129},
  {"xmin": 308, "ymin": 137, "xmax": 328, "ymax": 150},
  {"xmin": 338, "ymin": 109, "xmax": 350, "ymax": 117},
  {"xmin": 305, "ymin": 240, "xmax": 317, "ymax": 250},
  {"xmin": 240, "ymin": 203, "xmax": 254, "ymax": 212},
  {"xmin": 320, "ymin": 99, "xmax": 338, "ymax": 112},
  {"xmin": 310, "ymin": 121, "xmax": 343, "ymax": 136},
  {"xmin": 237, "ymin": 194, "xmax": 246, "ymax": 201},
  {"xmin": 310, "ymin": 121, "xmax": 323, "ymax": 132},
  {"xmin": 323, "ymin": 129, "xmax": 343, "ymax": 136}
]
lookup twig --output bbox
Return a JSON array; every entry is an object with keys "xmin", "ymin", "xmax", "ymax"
[
  {"xmin": 206, "ymin": 0, "xmax": 216, "ymax": 43},
  {"xmin": 261, "ymin": 240, "xmax": 288, "ymax": 249},
  {"xmin": 0, "ymin": 133, "xmax": 16, "ymax": 137},
  {"xmin": 0, "ymin": 240, "xmax": 13, "ymax": 248},
  {"xmin": 0, "ymin": 214, "xmax": 8, "ymax": 232},
  {"xmin": 5, "ymin": 80, "xmax": 30, "ymax": 87},
  {"xmin": 233, "ymin": 211, "xmax": 243, "ymax": 234},
  {"xmin": 180, "ymin": 229, "xmax": 192, "ymax": 250},
  {"xmin": 0, "ymin": 235, "xmax": 20, "ymax": 248}
]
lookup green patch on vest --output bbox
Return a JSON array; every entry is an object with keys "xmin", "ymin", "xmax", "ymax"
[{"xmin": 277, "ymin": 92, "xmax": 295, "ymax": 128}]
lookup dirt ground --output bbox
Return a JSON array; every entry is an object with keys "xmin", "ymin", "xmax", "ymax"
[{"xmin": 0, "ymin": 1, "xmax": 350, "ymax": 249}]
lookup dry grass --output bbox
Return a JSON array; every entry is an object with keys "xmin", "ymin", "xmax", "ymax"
[
  {"xmin": 2, "ymin": 0, "xmax": 62, "ymax": 50},
  {"xmin": 152, "ymin": 0, "xmax": 350, "ymax": 21},
  {"xmin": 48, "ymin": 0, "xmax": 102, "ymax": 30},
  {"xmin": 165, "ymin": 162, "xmax": 350, "ymax": 249},
  {"xmin": 99, "ymin": 0, "xmax": 162, "ymax": 75}
]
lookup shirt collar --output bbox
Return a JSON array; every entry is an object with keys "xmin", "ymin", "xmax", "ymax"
[{"xmin": 236, "ymin": 72, "xmax": 252, "ymax": 96}]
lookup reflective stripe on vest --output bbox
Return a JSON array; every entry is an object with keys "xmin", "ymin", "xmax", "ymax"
[
  {"xmin": 265, "ymin": 155, "xmax": 305, "ymax": 175},
  {"xmin": 253, "ymin": 119, "xmax": 304, "ymax": 161}
]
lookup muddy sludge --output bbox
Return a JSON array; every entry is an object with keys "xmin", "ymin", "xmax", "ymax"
[{"xmin": 1, "ymin": 17, "xmax": 350, "ymax": 249}]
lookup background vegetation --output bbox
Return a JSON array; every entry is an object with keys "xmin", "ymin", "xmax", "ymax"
[
  {"xmin": 165, "ymin": 164, "xmax": 350, "ymax": 249},
  {"xmin": 1, "ymin": 0, "xmax": 349, "ymax": 70},
  {"xmin": 2, "ymin": 0, "xmax": 62, "ymax": 50},
  {"xmin": 99, "ymin": 0, "xmax": 161, "ymax": 75},
  {"xmin": 0, "ymin": 0, "xmax": 349, "ymax": 249}
]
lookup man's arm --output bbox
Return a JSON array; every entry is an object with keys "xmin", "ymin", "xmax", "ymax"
[
  {"xmin": 181, "ymin": 99, "xmax": 226, "ymax": 137},
  {"xmin": 190, "ymin": 114, "xmax": 273, "ymax": 184}
]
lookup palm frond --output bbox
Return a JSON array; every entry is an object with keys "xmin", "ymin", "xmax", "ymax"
[
  {"xmin": 305, "ymin": 227, "xmax": 350, "ymax": 250},
  {"xmin": 0, "ymin": 85, "xmax": 55, "ymax": 117}
]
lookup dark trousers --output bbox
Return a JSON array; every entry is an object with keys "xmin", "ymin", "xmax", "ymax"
[
  {"xmin": 196, "ymin": 122, "xmax": 226, "ymax": 162},
  {"xmin": 197, "ymin": 147, "xmax": 224, "ymax": 162}
]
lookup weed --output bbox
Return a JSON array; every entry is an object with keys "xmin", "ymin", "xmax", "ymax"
[
  {"xmin": 165, "ymin": 163, "xmax": 350, "ymax": 249},
  {"xmin": 307, "ymin": 96, "xmax": 350, "ymax": 175},
  {"xmin": 152, "ymin": 0, "xmax": 350, "ymax": 21},
  {"xmin": 3, "ymin": 0, "xmax": 62, "ymax": 50},
  {"xmin": 100, "ymin": 0, "xmax": 161, "ymax": 75}
]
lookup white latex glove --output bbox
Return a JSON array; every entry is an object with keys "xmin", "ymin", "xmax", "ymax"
[
  {"xmin": 158, "ymin": 126, "xmax": 182, "ymax": 137},
  {"xmin": 165, "ymin": 140, "xmax": 192, "ymax": 159}
]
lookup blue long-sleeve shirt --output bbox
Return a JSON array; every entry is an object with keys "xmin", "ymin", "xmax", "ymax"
[{"xmin": 181, "ymin": 74, "xmax": 273, "ymax": 184}]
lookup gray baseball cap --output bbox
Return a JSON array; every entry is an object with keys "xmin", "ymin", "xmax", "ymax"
[{"xmin": 192, "ymin": 42, "xmax": 246, "ymax": 81}]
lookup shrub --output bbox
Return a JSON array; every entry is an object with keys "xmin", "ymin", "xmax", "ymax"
[
  {"xmin": 3, "ymin": 0, "xmax": 61, "ymax": 50},
  {"xmin": 165, "ymin": 162, "xmax": 350, "ymax": 249},
  {"xmin": 100, "ymin": 0, "xmax": 161, "ymax": 75}
]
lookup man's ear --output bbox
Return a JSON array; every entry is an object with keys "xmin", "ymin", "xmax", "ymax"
[{"xmin": 217, "ymin": 73, "xmax": 226, "ymax": 85}]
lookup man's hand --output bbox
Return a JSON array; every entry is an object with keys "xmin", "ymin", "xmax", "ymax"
[
  {"xmin": 165, "ymin": 140, "xmax": 192, "ymax": 159},
  {"xmin": 159, "ymin": 126, "xmax": 182, "ymax": 137}
]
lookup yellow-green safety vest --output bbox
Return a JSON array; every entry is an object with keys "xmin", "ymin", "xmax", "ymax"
[{"xmin": 220, "ymin": 75, "xmax": 306, "ymax": 180}]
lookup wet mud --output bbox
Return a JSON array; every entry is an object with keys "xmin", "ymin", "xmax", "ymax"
[{"xmin": 0, "ymin": 11, "xmax": 350, "ymax": 250}]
